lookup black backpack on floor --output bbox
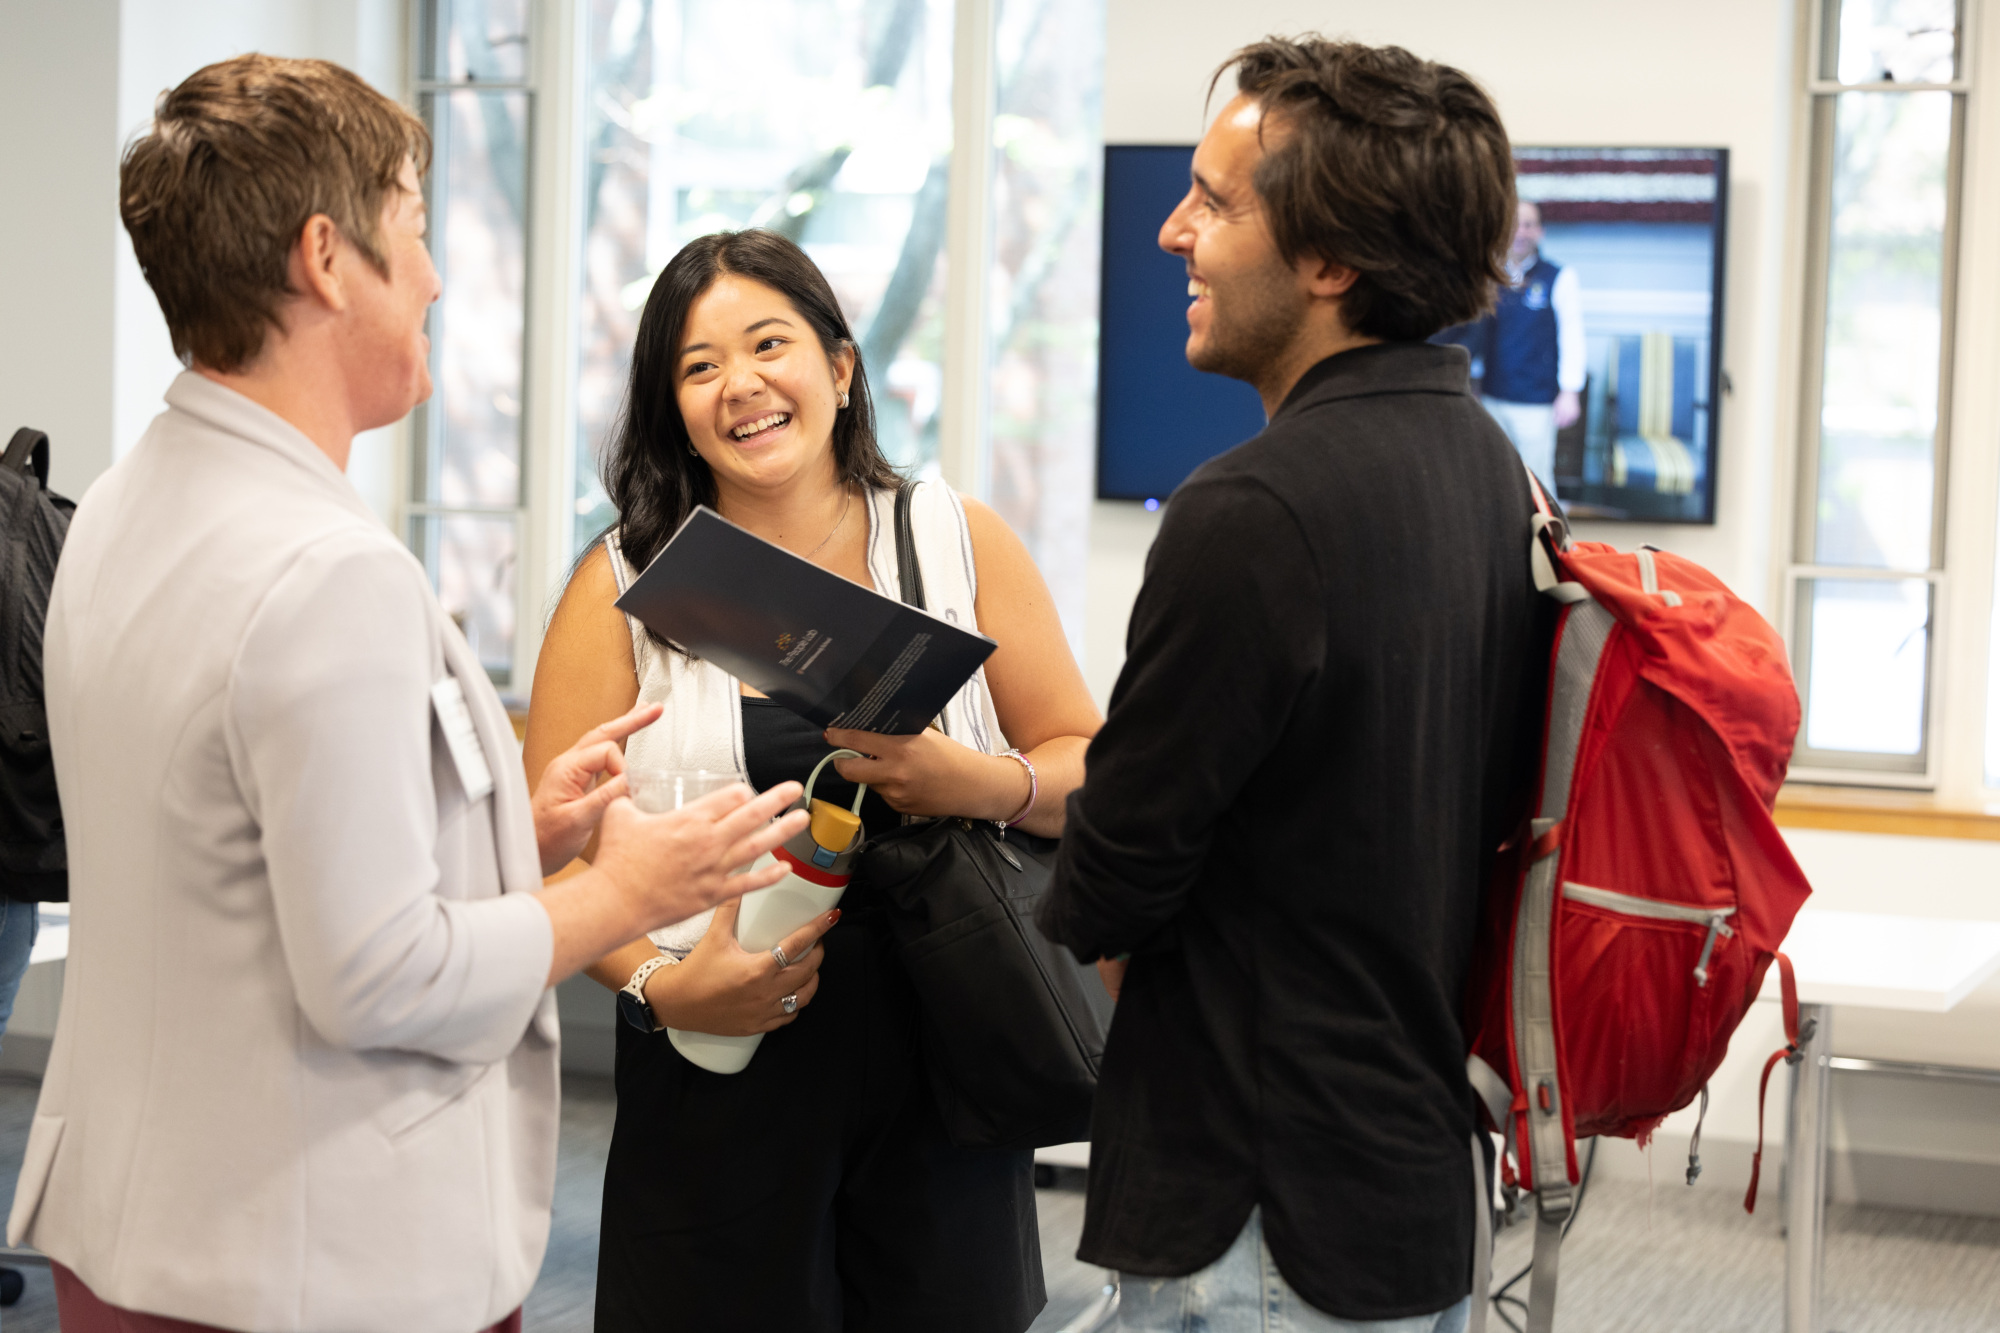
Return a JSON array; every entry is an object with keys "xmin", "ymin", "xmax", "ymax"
[{"xmin": 0, "ymin": 428, "xmax": 73, "ymax": 902}]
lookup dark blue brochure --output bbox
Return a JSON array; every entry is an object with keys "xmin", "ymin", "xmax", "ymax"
[{"xmin": 613, "ymin": 506, "xmax": 997, "ymax": 735}]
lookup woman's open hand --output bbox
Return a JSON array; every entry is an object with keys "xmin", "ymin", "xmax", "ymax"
[
  {"xmin": 532, "ymin": 701, "xmax": 663, "ymax": 874},
  {"xmin": 822, "ymin": 725, "xmax": 1032, "ymax": 822},
  {"xmin": 646, "ymin": 898, "xmax": 841, "ymax": 1036}
]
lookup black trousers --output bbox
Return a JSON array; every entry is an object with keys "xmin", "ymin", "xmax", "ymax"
[{"xmin": 594, "ymin": 914, "xmax": 1046, "ymax": 1333}]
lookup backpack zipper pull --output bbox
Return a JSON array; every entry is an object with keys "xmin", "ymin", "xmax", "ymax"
[{"xmin": 1692, "ymin": 912, "xmax": 1733, "ymax": 987}]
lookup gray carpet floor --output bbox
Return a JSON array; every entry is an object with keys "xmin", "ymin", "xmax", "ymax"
[
  {"xmin": 0, "ymin": 1072, "xmax": 1990, "ymax": 1330},
  {"xmin": 1487, "ymin": 1154, "xmax": 2000, "ymax": 1332}
]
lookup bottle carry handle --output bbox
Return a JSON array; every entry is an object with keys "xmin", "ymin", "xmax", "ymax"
[{"xmin": 804, "ymin": 749, "xmax": 869, "ymax": 816}]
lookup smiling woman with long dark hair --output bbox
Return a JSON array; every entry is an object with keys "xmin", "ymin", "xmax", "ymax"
[{"xmin": 523, "ymin": 229, "xmax": 1101, "ymax": 1333}]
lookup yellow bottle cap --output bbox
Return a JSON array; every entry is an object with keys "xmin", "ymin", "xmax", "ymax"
[{"xmin": 809, "ymin": 798, "xmax": 862, "ymax": 854}]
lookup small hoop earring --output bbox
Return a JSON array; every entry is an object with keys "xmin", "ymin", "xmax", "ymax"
[
  {"xmin": 687, "ymin": 442, "xmax": 700, "ymax": 458},
  {"xmin": 837, "ymin": 391, "xmax": 850, "ymax": 409}
]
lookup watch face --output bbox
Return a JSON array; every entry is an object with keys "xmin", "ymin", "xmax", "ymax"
[{"xmin": 617, "ymin": 987, "xmax": 656, "ymax": 1033}]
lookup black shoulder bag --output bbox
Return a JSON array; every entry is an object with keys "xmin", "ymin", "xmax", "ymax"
[{"xmin": 859, "ymin": 481, "xmax": 1112, "ymax": 1151}]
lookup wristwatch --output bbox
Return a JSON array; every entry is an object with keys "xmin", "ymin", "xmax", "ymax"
[{"xmin": 617, "ymin": 955, "xmax": 676, "ymax": 1033}]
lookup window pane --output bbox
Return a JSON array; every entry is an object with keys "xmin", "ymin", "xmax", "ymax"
[
  {"xmin": 573, "ymin": 0, "xmax": 956, "ymax": 553},
  {"xmin": 986, "ymin": 0, "xmax": 1105, "ymax": 640},
  {"xmin": 1831, "ymin": 0, "xmax": 1958, "ymax": 84},
  {"xmin": 1812, "ymin": 90, "xmax": 1950, "ymax": 571},
  {"xmin": 412, "ymin": 514, "xmax": 519, "ymax": 685},
  {"xmin": 420, "ymin": 0, "xmax": 531, "ymax": 83},
  {"xmin": 419, "ymin": 90, "xmax": 528, "ymax": 509},
  {"xmin": 1799, "ymin": 577, "xmax": 1931, "ymax": 756}
]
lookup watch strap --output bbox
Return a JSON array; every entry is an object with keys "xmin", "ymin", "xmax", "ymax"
[{"xmin": 617, "ymin": 955, "xmax": 675, "ymax": 1033}]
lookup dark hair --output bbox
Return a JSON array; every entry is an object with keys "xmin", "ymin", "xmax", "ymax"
[
  {"xmin": 603, "ymin": 229, "xmax": 899, "ymax": 580},
  {"xmin": 1217, "ymin": 37, "xmax": 1515, "ymax": 341},
  {"xmin": 120, "ymin": 54, "xmax": 431, "ymax": 372}
]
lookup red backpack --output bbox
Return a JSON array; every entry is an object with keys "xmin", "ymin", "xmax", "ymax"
[{"xmin": 1463, "ymin": 478, "xmax": 1814, "ymax": 1332}]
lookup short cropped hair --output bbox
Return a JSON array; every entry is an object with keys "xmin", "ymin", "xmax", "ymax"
[
  {"xmin": 1219, "ymin": 38, "xmax": 1515, "ymax": 341},
  {"xmin": 119, "ymin": 55, "xmax": 431, "ymax": 372}
]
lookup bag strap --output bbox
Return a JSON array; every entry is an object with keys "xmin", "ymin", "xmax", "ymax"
[
  {"xmin": 3, "ymin": 428, "xmax": 49, "ymax": 488},
  {"xmin": 1745, "ymin": 951, "xmax": 1809, "ymax": 1213},
  {"xmin": 1525, "ymin": 1194, "xmax": 1568, "ymax": 1333},
  {"xmin": 893, "ymin": 479, "xmax": 927, "ymax": 611},
  {"xmin": 1468, "ymin": 1132, "xmax": 1494, "ymax": 1333},
  {"xmin": 1522, "ymin": 461, "xmax": 1586, "ymax": 605},
  {"xmin": 889, "ymin": 479, "xmax": 955, "ymax": 745},
  {"xmin": 1521, "ymin": 460, "xmax": 1566, "ymax": 539}
]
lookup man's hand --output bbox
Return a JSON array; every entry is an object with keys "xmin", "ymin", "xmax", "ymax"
[
  {"xmin": 1553, "ymin": 389, "xmax": 1581, "ymax": 430},
  {"xmin": 531, "ymin": 701, "xmax": 664, "ymax": 875},
  {"xmin": 1097, "ymin": 956, "xmax": 1128, "ymax": 1002},
  {"xmin": 592, "ymin": 781, "xmax": 808, "ymax": 935}
]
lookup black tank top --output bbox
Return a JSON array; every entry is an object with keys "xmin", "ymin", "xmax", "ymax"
[{"xmin": 740, "ymin": 698, "xmax": 901, "ymax": 913}]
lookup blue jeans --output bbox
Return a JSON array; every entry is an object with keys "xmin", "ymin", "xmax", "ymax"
[
  {"xmin": 0, "ymin": 899, "xmax": 36, "ymax": 1324},
  {"xmin": 0, "ymin": 900, "xmax": 37, "ymax": 1051},
  {"xmin": 1117, "ymin": 1207, "xmax": 1471, "ymax": 1333}
]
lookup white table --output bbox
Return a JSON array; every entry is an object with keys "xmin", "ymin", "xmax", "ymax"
[
  {"xmin": 1768, "ymin": 908, "xmax": 2000, "ymax": 1333},
  {"xmin": 28, "ymin": 906, "xmax": 66, "ymax": 967}
]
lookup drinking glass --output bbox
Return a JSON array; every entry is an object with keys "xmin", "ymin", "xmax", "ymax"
[{"xmin": 627, "ymin": 769, "xmax": 737, "ymax": 813}]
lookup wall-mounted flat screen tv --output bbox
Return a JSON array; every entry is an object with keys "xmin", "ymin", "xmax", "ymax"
[
  {"xmin": 1097, "ymin": 144, "xmax": 1729, "ymax": 524},
  {"xmin": 1096, "ymin": 145, "xmax": 1267, "ymax": 507}
]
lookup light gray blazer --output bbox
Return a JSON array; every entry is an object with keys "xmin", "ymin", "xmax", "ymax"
[{"xmin": 10, "ymin": 373, "xmax": 560, "ymax": 1332}]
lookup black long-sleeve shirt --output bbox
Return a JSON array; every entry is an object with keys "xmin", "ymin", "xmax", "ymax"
[{"xmin": 1041, "ymin": 342, "xmax": 1547, "ymax": 1320}]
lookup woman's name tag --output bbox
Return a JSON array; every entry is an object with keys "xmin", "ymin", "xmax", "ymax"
[{"xmin": 430, "ymin": 676, "xmax": 495, "ymax": 803}]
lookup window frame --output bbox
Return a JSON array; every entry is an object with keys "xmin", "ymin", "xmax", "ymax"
[
  {"xmin": 402, "ymin": 0, "xmax": 1102, "ymax": 698},
  {"xmin": 1785, "ymin": 0, "xmax": 1975, "ymax": 789},
  {"xmin": 406, "ymin": 0, "xmax": 542, "ymax": 694}
]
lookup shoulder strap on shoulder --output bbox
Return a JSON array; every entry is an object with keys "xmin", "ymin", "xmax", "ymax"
[
  {"xmin": 1523, "ymin": 461, "xmax": 1586, "ymax": 604},
  {"xmin": 603, "ymin": 532, "xmax": 634, "ymax": 595},
  {"xmin": 893, "ymin": 479, "xmax": 927, "ymax": 610}
]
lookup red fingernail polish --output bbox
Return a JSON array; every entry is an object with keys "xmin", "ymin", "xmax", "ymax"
[{"xmin": 829, "ymin": 909, "xmax": 841, "ymax": 924}]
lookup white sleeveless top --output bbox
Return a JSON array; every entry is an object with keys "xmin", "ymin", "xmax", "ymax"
[{"xmin": 605, "ymin": 480, "xmax": 1009, "ymax": 956}]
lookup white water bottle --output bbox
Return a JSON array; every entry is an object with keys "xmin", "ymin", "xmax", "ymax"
[{"xmin": 667, "ymin": 750, "xmax": 869, "ymax": 1074}]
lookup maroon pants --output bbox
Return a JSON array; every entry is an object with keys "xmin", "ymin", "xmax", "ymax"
[{"xmin": 52, "ymin": 1262, "xmax": 524, "ymax": 1333}]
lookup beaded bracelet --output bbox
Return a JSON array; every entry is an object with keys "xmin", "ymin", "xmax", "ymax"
[{"xmin": 996, "ymin": 747, "xmax": 1037, "ymax": 835}]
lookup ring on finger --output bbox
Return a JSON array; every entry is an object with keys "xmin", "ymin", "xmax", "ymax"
[
  {"xmin": 770, "ymin": 944, "xmax": 790, "ymax": 968},
  {"xmin": 781, "ymin": 993, "xmax": 799, "ymax": 1015}
]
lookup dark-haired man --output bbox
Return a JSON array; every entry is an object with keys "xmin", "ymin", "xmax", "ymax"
[{"xmin": 1041, "ymin": 36, "xmax": 1548, "ymax": 1333}]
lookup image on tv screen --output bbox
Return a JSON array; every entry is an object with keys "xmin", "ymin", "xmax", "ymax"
[
  {"xmin": 1438, "ymin": 147, "xmax": 1728, "ymax": 523},
  {"xmin": 1097, "ymin": 144, "xmax": 1729, "ymax": 523}
]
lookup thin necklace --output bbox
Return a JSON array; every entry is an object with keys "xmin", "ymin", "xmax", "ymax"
[{"xmin": 802, "ymin": 488, "xmax": 851, "ymax": 561}]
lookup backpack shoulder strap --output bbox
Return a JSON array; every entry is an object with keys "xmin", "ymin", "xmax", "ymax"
[{"xmin": 1523, "ymin": 461, "xmax": 1587, "ymax": 604}]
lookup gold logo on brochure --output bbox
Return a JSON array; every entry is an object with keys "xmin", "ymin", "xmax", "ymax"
[{"xmin": 776, "ymin": 632, "xmax": 795, "ymax": 652}]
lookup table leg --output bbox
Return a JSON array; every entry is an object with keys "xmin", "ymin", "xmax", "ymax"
[{"xmin": 1784, "ymin": 1002, "xmax": 1833, "ymax": 1333}]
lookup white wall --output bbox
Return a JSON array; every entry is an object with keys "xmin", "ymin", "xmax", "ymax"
[
  {"xmin": 1, "ymin": 0, "xmax": 405, "ymax": 519},
  {"xmin": 0, "ymin": 0, "xmax": 123, "ymax": 500}
]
